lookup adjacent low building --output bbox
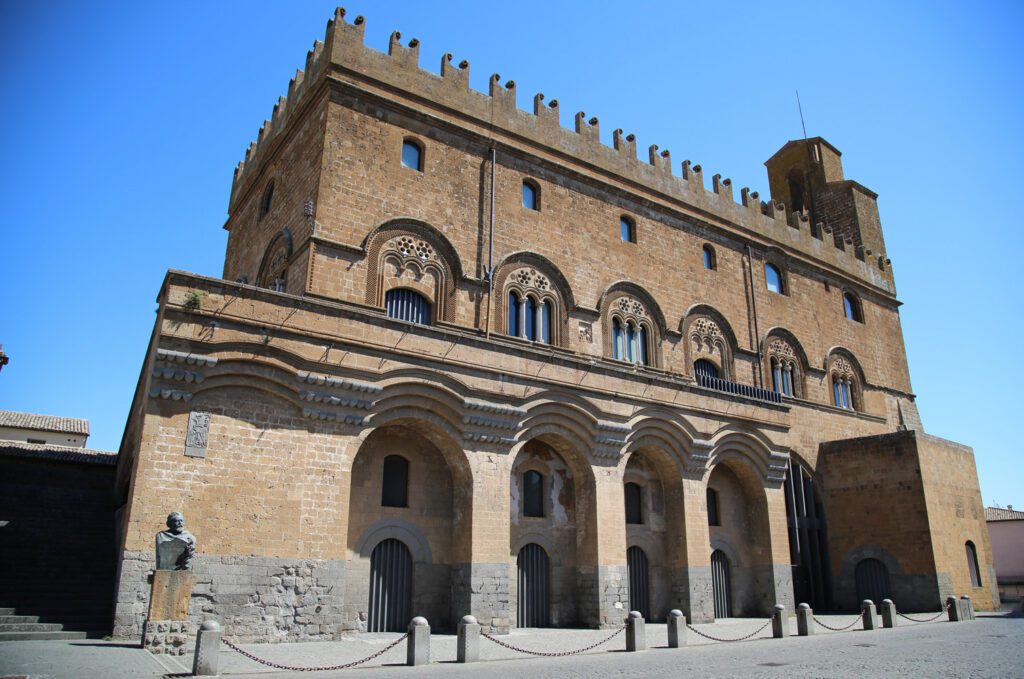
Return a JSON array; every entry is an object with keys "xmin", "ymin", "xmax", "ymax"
[
  {"xmin": 110, "ymin": 8, "xmax": 997, "ymax": 642},
  {"xmin": 985, "ymin": 506, "xmax": 1024, "ymax": 604},
  {"xmin": 0, "ymin": 411, "xmax": 117, "ymax": 636}
]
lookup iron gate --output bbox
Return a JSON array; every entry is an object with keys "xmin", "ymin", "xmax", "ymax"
[
  {"xmin": 854, "ymin": 558, "xmax": 891, "ymax": 605},
  {"xmin": 368, "ymin": 538, "xmax": 412, "ymax": 632},
  {"xmin": 517, "ymin": 543, "xmax": 550, "ymax": 627},
  {"xmin": 627, "ymin": 546, "xmax": 650, "ymax": 619},
  {"xmin": 711, "ymin": 549, "xmax": 732, "ymax": 618}
]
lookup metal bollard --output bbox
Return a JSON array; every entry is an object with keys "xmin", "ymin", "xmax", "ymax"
[
  {"xmin": 946, "ymin": 596, "xmax": 962, "ymax": 622},
  {"xmin": 667, "ymin": 609, "xmax": 687, "ymax": 648},
  {"xmin": 625, "ymin": 611, "xmax": 646, "ymax": 651},
  {"xmin": 960, "ymin": 596, "xmax": 974, "ymax": 621},
  {"xmin": 456, "ymin": 615, "xmax": 480, "ymax": 663},
  {"xmin": 861, "ymin": 600, "xmax": 879, "ymax": 630},
  {"xmin": 880, "ymin": 599, "xmax": 896, "ymax": 628},
  {"xmin": 771, "ymin": 604, "xmax": 787, "ymax": 638},
  {"xmin": 192, "ymin": 620, "xmax": 222, "ymax": 677},
  {"xmin": 407, "ymin": 617, "xmax": 430, "ymax": 666},
  {"xmin": 796, "ymin": 603, "xmax": 814, "ymax": 636}
]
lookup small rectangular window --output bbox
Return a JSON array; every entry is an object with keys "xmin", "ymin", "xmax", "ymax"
[
  {"xmin": 620, "ymin": 217, "xmax": 636, "ymax": 243},
  {"xmin": 625, "ymin": 483, "xmax": 643, "ymax": 524},
  {"xmin": 523, "ymin": 470, "xmax": 544, "ymax": 517},
  {"xmin": 707, "ymin": 488, "xmax": 720, "ymax": 526}
]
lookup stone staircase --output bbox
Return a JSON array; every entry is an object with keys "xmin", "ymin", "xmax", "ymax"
[{"xmin": 0, "ymin": 607, "xmax": 87, "ymax": 641}]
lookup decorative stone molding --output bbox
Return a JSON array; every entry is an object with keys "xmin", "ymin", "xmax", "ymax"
[
  {"xmin": 301, "ymin": 407, "xmax": 367, "ymax": 426},
  {"xmin": 152, "ymin": 366, "xmax": 205, "ymax": 384},
  {"xmin": 156, "ymin": 348, "xmax": 217, "ymax": 367},
  {"xmin": 296, "ymin": 371, "xmax": 382, "ymax": 394},
  {"xmin": 149, "ymin": 387, "xmax": 193, "ymax": 401},
  {"xmin": 298, "ymin": 390, "xmax": 374, "ymax": 410}
]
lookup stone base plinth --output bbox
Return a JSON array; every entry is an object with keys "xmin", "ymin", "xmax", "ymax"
[
  {"xmin": 148, "ymin": 569, "xmax": 195, "ymax": 620},
  {"xmin": 144, "ymin": 620, "xmax": 192, "ymax": 655}
]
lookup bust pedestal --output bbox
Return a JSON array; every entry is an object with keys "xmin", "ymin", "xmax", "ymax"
[{"xmin": 143, "ymin": 570, "xmax": 195, "ymax": 655}]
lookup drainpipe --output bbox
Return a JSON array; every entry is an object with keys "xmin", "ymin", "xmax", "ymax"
[
  {"xmin": 484, "ymin": 147, "xmax": 496, "ymax": 338},
  {"xmin": 745, "ymin": 243, "xmax": 763, "ymax": 387}
]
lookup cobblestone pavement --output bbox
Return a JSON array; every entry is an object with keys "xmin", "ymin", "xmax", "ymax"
[{"xmin": 1, "ymin": 614, "xmax": 1021, "ymax": 678}]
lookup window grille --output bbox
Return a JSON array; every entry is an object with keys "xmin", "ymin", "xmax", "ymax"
[{"xmin": 385, "ymin": 289, "xmax": 431, "ymax": 325}]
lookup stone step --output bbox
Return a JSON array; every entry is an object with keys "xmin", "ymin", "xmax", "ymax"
[
  {"xmin": 0, "ymin": 622, "xmax": 64, "ymax": 632},
  {"xmin": 0, "ymin": 630, "xmax": 87, "ymax": 641},
  {"xmin": 0, "ymin": 608, "xmax": 14, "ymax": 616},
  {"xmin": 0, "ymin": 616, "xmax": 38, "ymax": 624}
]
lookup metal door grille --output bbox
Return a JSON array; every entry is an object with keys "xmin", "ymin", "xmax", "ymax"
[
  {"xmin": 854, "ymin": 558, "xmax": 891, "ymax": 605},
  {"xmin": 517, "ymin": 543, "xmax": 550, "ymax": 627},
  {"xmin": 627, "ymin": 546, "xmax": 650, "ymax": 619},
  {"xmin": 368, "ymin": 538, "xmax": 412, "ymax": 633},
  {"xmin": 711, "ymin": 549, "xmax": 732, "ymax": 618}
]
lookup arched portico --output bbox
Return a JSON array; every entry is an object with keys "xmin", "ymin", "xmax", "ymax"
[
  {"xmin": 343, "ymin": 417, "xmax": 472, "ymax": 632},
  {"xmin": 509, "ymin": 435, "xmax": 598, "ymax": 628}
]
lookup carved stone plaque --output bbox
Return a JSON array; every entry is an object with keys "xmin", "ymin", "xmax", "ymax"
[{"xmin": 184, "ymin": 411, "xmax": 210, "ymax": 458}]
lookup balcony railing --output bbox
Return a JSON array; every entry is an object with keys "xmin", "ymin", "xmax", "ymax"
[{"xmin": 696, "ymin": 373, "xmax": 783, "ymax": 405}]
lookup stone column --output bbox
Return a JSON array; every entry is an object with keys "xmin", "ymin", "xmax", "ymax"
[
  {"xmin": 760, "ymin": 485, "xmax": 795, "ymax": 614},
  {"xmin": 456, "ymin": 447, "xmax": 513, "ymax": 634},
  {"xmin": 678, "ymin": 475, "xmax": 714, "ymax": 623},
  {"xmin": 588, "ymin": 466, "xmax": 629, "ymax": 628}
]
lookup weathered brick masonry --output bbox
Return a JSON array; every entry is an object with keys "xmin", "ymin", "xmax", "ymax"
[{"xmin": 112, "ymin": 8, "xmax": 996, "ymax": 642}]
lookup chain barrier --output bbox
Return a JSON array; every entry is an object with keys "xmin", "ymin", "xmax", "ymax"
[
  {"xmin": 685, "ymin": 617, "xmax": 772, "ymax": 642},
  {"xmin": 481, "ymin": 625, "xmax": 625, "ymax": 657},
  {"xmin": 811, "ymin": 614, "xmax": 862, "ymax": 632},
  {"xmin": 898, "ymin": 602, "xmax": 951, "ymax": 624},
  {"xmin": 221, "ymin": 633, "xmax": 408, "ymax": 672}
]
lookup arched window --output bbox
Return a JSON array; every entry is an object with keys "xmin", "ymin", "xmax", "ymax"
[
  {"xmin": 966, "ymin": 541, "xmax": 982, "ymax": 587},
  {"xmin": 401, "ymin": 139, "xmax": 423, "ymax": 171},
  {"xmin": 259, "ymin": 180, "xmax": 275, "ymax": 219},
  {"xmin": 766, "ymin": 335, "xmax": 802, "ymax": 398},
  {"xmin": 385, "ymin": 288, "xmax": 431, "ymax": 325},
  {"xmin": 771, "ymin": 357, "xmax": 795, "ymax": 396},
  {"xmin": 381, "ymin": 455, "xmax": 409, "ymax": 507},
  {"xmin": 694, "ymin": 359, "xmax": 720, "ymax": 380},
  {"xmin": 624, "ymin": 482, "xmax": 643, "ymax": 525},
  {"xmin": 508, "ymin": 291, "xmax": 521, "ymax": 337},
  {"xmin": 522, "ymin": 180, "xmax": 539, "ymax": 210},
  {"xmin": 620, "ymin": 216, "xmax": 636, "ymax": 243},
  {"xmin": 843, "ymin": 292, "xmax": 863, "ymax": 323},
  {"xmin": 523, "ymin": 470, "xmax": 544, "ymax": 517},
  {"xmin": 706, "ymin": 487, "xmax": 720, "ymax": 526},
  {"xmin": 828, "ymin": 352, "xmax": 860, "ymax": 411},
  {"xmin": 703, "ymin": 244, "xmax": 717, "ymax": 270},
  {"xmin": 503, "ymin": 268, "xmax": 560, "ymax": 345},
  {"xmin": 765, "ymin": 263, "xmax": 784, "ymax": 294},
  {"xmin": 612, "ymin": 318, "xmax": 650, "ymax": 365}
]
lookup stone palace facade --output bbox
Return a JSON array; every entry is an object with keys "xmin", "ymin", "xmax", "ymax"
[{"xmin": 111, "ymin": 8, "xmax": 998, "ymax": 641}]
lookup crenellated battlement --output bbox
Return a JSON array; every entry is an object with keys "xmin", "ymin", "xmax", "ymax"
[{"xmin": 229, "ymin": 7, "xmax": 894, "ymax": 293}]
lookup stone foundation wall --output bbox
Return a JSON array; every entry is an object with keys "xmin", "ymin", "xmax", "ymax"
[{"xmin": 114, "ymin": 550, "xmax": 345, "ymax": 642}]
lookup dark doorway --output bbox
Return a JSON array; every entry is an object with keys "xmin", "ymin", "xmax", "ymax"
[
  {"xmin": 784, "ymin": 459, "xmax": 833, "ymax": 610},
  {"xmin": 368, "ymin": 538, "xmax": 412, "ymax": 632},
  {"xmin": 627, "ymin": 546, "xmax": 650, "ymax": 620},
  {"xmin": 854, "ymin": 558, "xmax": 891, "ymax": 605},
  {"xmin": 711, "ymin": 549, "xmax": 732, "ymax": 618},
  {"xmin": 517, "ymin": 543, "xmax": 551, "ymax": 627}
]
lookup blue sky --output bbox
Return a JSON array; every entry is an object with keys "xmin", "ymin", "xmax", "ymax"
[{"xmin": 1, "ymin": 1, "xmax": 1021, "ymax": 508}]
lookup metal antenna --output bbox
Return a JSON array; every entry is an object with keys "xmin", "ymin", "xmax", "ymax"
[{"xmin": 796, "ymin": 89, "xmax": 808, "ymax": 139}]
